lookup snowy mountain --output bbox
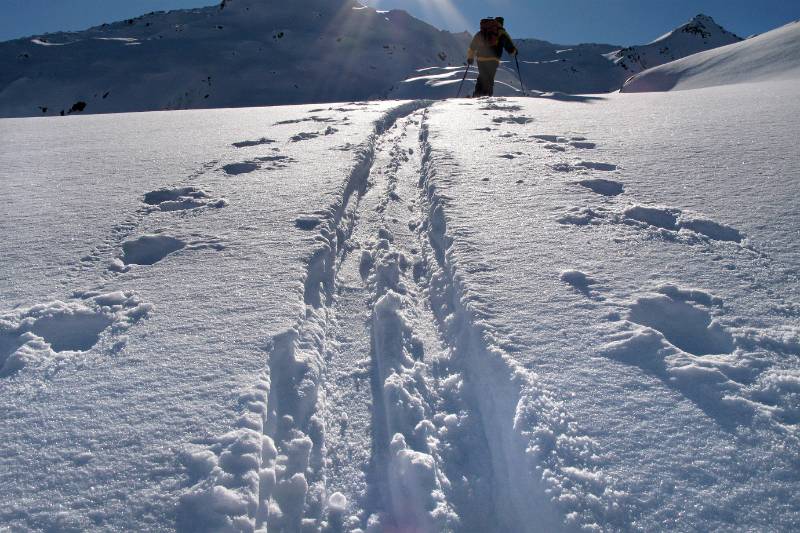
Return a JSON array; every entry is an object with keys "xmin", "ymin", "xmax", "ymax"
[
  {"xmin": 0, "ymin": 0, "xmax": 469, "ymax": 118},
  {"xmin": 377, "ymin": 14, "xmax": 747, "ymax": 99},
  {"xmin": 608, "ymin": 14, "xmax": 742, "ymax": 75},
  {"xmin": 622, "ymin": 20, "xmax": 800, "ymax": 92},
  {"xmin": 1, "ymin": 5, "xmax": 747, "ymax": 117}
]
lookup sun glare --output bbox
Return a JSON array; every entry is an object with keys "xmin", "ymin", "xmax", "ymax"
[{"xmin": 368, "ymin": 0, "xmax": 471, "ymax": 32}]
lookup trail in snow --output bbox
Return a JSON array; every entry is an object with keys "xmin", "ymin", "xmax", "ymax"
[
  {"xmin": 259, "ymin": 108, "xmax": 501, "ymax": 531},
  {"xmin": 178, "ymin": 102, "xmax": 622, "ymax": 531}
]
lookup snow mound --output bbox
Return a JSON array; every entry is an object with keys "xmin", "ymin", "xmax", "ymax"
[{"xmin": 623, "ymin": 21, "xmax": 800, "ymax": 92}]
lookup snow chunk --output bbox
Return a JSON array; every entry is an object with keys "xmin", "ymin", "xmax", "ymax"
[{"xmin": 328, "ymin": 491, "xmax": 347, "ymax": 512}]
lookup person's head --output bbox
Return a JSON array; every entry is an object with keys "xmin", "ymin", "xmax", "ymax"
[{"xmin": 495, "ymin": 17, "xmax": 504, "ymax": 27}]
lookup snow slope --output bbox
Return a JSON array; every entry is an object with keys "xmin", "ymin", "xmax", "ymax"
[
  {"xmin": 416, "ymin": 82, "xmax": 800, "ymax": 531},
  {"xmin": 622, "ymin": 21, "xmax": 800, "ymax": 92},
  {"xmin": 0, "ymin": 99, "xmax": 422, "ymax": 530},
  {"xmin": 2, "ymin": 79, "xmax": 799, "ymax": 530}
]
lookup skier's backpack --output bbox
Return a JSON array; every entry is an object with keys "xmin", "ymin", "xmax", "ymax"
[{"xmin": 480, "ymin": 18, "xmax": 501, "ymax": 46}]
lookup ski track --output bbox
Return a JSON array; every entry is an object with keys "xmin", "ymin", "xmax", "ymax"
[{"xmin": 177, "ymin": 102, "xmax": 633, "ymax": 532}]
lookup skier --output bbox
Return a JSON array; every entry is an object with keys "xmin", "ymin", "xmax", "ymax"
[{"xmin": 466, "ymin": 17, "xmax": 518, "ymax": 97}]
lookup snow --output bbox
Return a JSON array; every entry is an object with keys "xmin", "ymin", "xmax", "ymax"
[
  {"xmin": 1, "ymin": 5, "xmax": 745, "ymax": 117},
  {"xmin": 623, "ymin": 21, "xmax": 800, "ymax": 92},
  {"xmin": 0, "ymin": 100, "xmax": 410, "ymax": 530},
  {"xmin": 415, "ymin": 80, "xmax": 800, "ymax": 530},
  {"xmin": 1, "ymin": 12, "xmax": 800, "ymax": 532},
  {"xmin": 0, "ymin": 0, "xmax": 470, "ymax": 118},
  {"xmin": 609, "ymin": 14, "xmax": 742, "ymax": 76}
]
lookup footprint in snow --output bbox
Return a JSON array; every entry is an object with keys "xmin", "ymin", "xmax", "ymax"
[
  {"xmin": 143, "ymin": 186, "xmax": 227, "ymax": 211},
  {"xmin": 550, "ymin": 162, "xmax": 581, "ymax": 173},
  {"xmin": 231, "ymin": 137, "xmax": 275, "ymax": 148},
  {"xmin": 577, "ymin": 178, "xmax": 624, "ymax": 197},
  {"xmin": 544, "ymin": 143, "xmax": 566, "ymax": 152},
  {"xmin": 557, "ymin": 206, "xmax": 608, "ymax": 226},
  {"xmin": 598, "ymin": 285, "xmax": 790, "ymax": 427},
  {"xmin": 492, "ymin": 115, "xmax": 533, "ymax": 125},
  {"xmin": 222, "ymin": 162, "xmax": 259, "ymax": 175},
  {"xmin": 623, "ymin": 205, "xmax": 679, "ymax": 230},
  {"xmin": 575, "ymin": 161, "xmax": 618, "ymax": 172},
  {"xmin": 273, "ymin": 115, "xmax": 339, "ymax": 125},
  {"xmin": 480, "ymin": 103, "xmax": 523, "ymax": 112},
  {"xmin": 291, "ymin": 127, "xmax": 338, "ymax": 142},
  {"xmin": 0, "ymin": 291, "xmax": 150, "ymax": 376},
  {"xmin": 255, "ymin": 155, "xmax": 296, "ymax": 170},
  {"xmin": 560, "ymin": 269, "xmax": 603, "ymax": 300},
  {"xmin": 290, "ymin": 132, "xmax": 319, "ymax": 142},
  {"xmin": 622, "ymin": 205, "xmax": 743, "ymax": 242},
  {"xmin": 119, "ymin": 234, "xmax": 185, "ymax": 266},
  {"xmin": 617, "ymin": 287, "xmax": 734, "ymax": 357},
  {"xmin": 499, "ymin": 152, "xmax": 523, "ymax": 159},
  {"xmin": 295, "ymin": 215, "xmax": 323, "ymax": 230},
  {"xmin": 533, "ymin": 134, "xmax": 568, "ymax": 143},
  {"xmin": 110, "ymin": 233, "xmax": 224, "ymax": 270},
  {"xmin": 570, "ymin": 141, "xmax": 597, "ymax": 149}
]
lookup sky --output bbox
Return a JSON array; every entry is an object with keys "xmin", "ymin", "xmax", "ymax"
[{"xmin": 1, "ymin": 0, "xmax": 799, "ymax": 45}]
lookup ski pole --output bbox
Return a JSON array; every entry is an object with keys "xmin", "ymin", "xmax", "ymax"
[
  {"xmin": 456, "ymin": 64, "xmax": 470, "ymax": 98},
  {"xmin": 515, "ymin": 55, "xmax": 527, "ymax": 96}
]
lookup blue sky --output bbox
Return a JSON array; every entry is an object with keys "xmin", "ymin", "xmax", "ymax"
[{"xmin": 2, "ymin": 0, "xmax": 799, "ymax": 45}]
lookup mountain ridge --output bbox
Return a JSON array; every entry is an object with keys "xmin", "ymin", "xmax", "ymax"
[
  {"xmin": 622, "ymin": 20, "xmax": 800, "ymax": 92},
  {"xmin": 0, "ymin": 4, "xmax": 748, "ymax": 117}
]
